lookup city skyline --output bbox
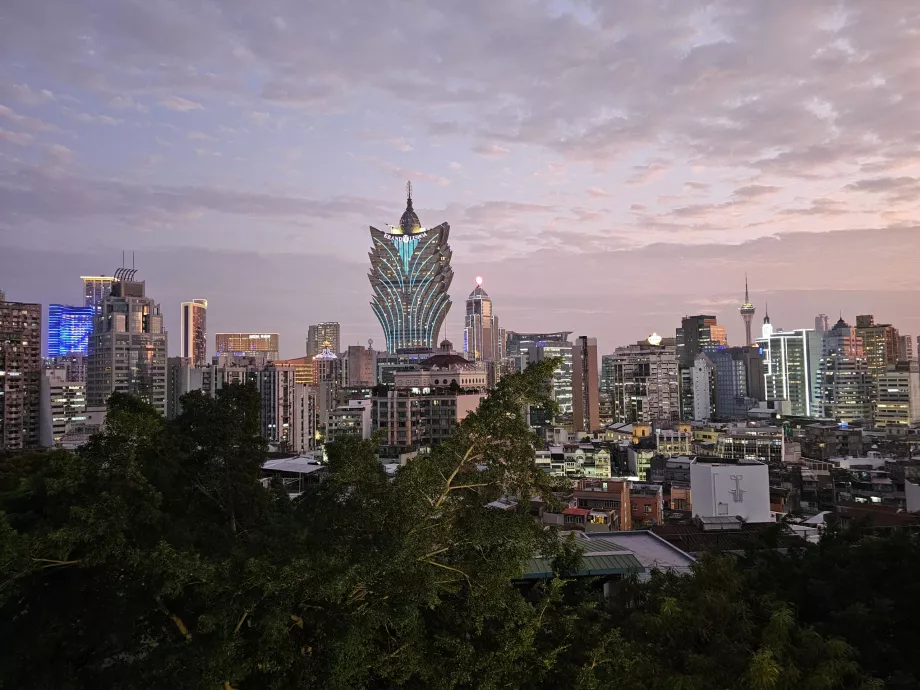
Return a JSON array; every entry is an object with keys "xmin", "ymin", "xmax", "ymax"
[{"xmin": 2, "ymin": 2, "xmax": 920, "ymax": 356}]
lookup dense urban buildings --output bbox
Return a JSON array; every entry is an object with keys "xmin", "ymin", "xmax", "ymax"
[
  {"xmin": 676, "ymin": 315, "xmax": 727, "ymax": 418},
  {"xmin": 692, "ymin": 346, "xmax": 765, "ymax": 420},
  {"xmin": 572, "ymin": 336, "xmax": 599, "ymax": 433},
  {"xmin": 47, "ymin": 304, "xmax": 94, "ymax": 357},
  {"xmin": 215, "ymin": 332, "xmax": 279, "ymax": 360},
  {"xmin": 306, "ymin": 322, "xmax": 341, "ymax": 358},
  {"xmin": 180, "ymin": 299, "xmax": 208, "ymax": 366},
  {"xmin": 506, "ymin": 331, "xmax": 573, "ymax": 356},
  {"xmin": 368, "ymin": 183, "xmax": 453, "ymax": 353},
  {"xmin": 86, "ymin": 269, "xmax": 168, "ymax": 415},
  {"xmin": 81, "ymin": 275, "xmax": 114, "ymax": 313},
  {"xmin": 462, "ymin": 277, "xmax": 504, "ymax": 362},
  {"xmin": 739, "ymin": 277, "xmax": 756, "ymax": 346},
  {"xmin": 0, "ymin": 298, "xmax": 42, "ymax": 450}
]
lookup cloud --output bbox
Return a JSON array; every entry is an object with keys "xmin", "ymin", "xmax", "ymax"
[
  {"xmin": 733, "ymin": 184, "xmax": 781, "ymax": 199},
  {"xmin": 472, "ymin": 142, "xmax": 510, "ymax": 157},
  {"xmin": 159, "ymin": 96, "xmax": 203, "ymax": 112},
  {"xmin": 9, "ymin": 84, "xmax": 55, "ymax": 106},
  {"xmin": 586, "ymin": 186, "xmax": 613, "ymax": 199},
  {"xmin": 0, "ymin": 128, "xmax": 33, "ymax": 146},
  {"xmin": 187, "ymin": 130, "xmax": 216, "ymax": 141}
]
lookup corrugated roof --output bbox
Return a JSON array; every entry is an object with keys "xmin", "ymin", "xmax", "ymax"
[{"xmin": 522, "ymin": 553, "xmax": 643, "ymax": 580}]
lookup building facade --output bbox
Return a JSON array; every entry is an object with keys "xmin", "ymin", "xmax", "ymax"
[
  {"xmin": 855, "ymin": 315, "xmax": 900, "ymax": 379},
  {"xmin": 368, "ymin": 183, "xmax": 453, "ymax": 353},
  {"xmin": 0, "ymin": 299, "xmax": 42, "ymax": 450},
  {"xmin": 215, "ymin": 333, "xmax": 279, "ymax": 360},
  {"xmin": 689, "ymin": 457, "xmax": 772, "ymax": 523},
  {"xmin": 344, "ymin": 344, "xmax": 376, "ymax": 386},
  {"xmin": 603, "ymin": 337, "xmax": 680, "ymax": 425},
  {"xmin": 48, "ymin": 304, "xmax": 94, "ymax": 357},
  {"xmin": 40, "ymin": 367, "xmax": 88, "ymax": 446},
  {"xmin": 523, "ymin": 339, "xmax": 574, "ymax": 424},
  {"xmin": 87, "ymin": 271, "xmax": 168, "ymax": 415},
  {"xmin": 818, "ymin": 317, "xmax": 873, "ymax": 423},
  {"xmin": 756, "ymin": 328, "xmax": 822, "ymax": 417},
  {"xmin": 306, "ymin": 322, "xmax": 341, "ymax": 358},
  {"xmin": 874, "ymin": 361, "xmax": 920, "ymax": 429},
  {"xmin": 180, "ymin": 299, "xmax": 208, "ymax": 366},
  {"xmin": 572, "ymin": 335, "xmax": 599, "ymax": 433},
  {"xmin": 677, "ymin": 315, "xmax": 727, "ymax": 418},
  {"xmin": 462, "ymin": 278, "xmax": 504, "ymax": 362}
]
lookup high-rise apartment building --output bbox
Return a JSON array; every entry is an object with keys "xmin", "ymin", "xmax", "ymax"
[
  {"xmin": 698, "ymin": 346, "xmax": 766, "ymax": 420},
  {"xmin": 756, "ymin": 328, "xmax": 823, "ymax": 417},
  {"xmin": 48, "ymin": 304, "xmax": 94, "ymax": 357},
  {"xmin": 81, "ymin": 275, "xmax": 114, "ymax": 313},
  {"xmin": 87, "ymin": 270, "xmax": 168, "ymax": 415},
  {"xmin": 874, "ymin": 361, "xmax": 920, "ymax": 429},
  {"xmin": 344, "ymin": 344, "xmax": 376, "ymax": 386},
  {"xmin": 306, "ymin": 322, "xmax": 341, "ymax": 357},
  {"xmin": 506, "ymin": 331, "xmax": 573, "ymax": 356},
  {"xmin": 0, "ymin": 298, "xmax": 42, "ymax": 450},
  {"xmin": 462, "ymin": 277, "xmax": 504, "ymax": 362},
  {"xmin": 814, "ymin": 314, "xmax": 829, "ymax": 333},
  {"xmin": 180, "ymin": 299, "xmax": 208, "ymax": 366},
  {"xmin": 368, "ymin": 183, "xmax": 453, "ymax": 352},
  {"xmin": 898, "ymin": 335, "xmax": 914, "ymax": 362},
  {"xmin": 572, "ymin": 336, "xmax": 599, "ymax": 433},
  {"xmin": 739, "ymin": 277, "xmax": 756, "ymax": 346},
  {"xmin": 40, "ymin": 367, "xmax": 87, "ymax": 445},
  {"xmin": 691, "ymin": 353, "xmax": 716, "ymax": 421},
  {"xmin": 818, "ymin": 317, "xmax": 873, "ymax": 423},
  {"xmin": 215, "ymin": 333, "xmax": 279, "ymax": 360},
  {"xmin": 855, "ymin": 315, "xmax": 901, "ymax": 379},
  {"xmin": 676, "ymin": 315, "xmax": 727, "ymax": 418},
  {"xmin": 602, "ymin": 337, "xmax": 680, "ymax": 426},
  {"xmin": 523, "ymin": 339, "xmax": 574, "ymax": 425}
]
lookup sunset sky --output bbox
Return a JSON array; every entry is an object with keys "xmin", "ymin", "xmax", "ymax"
[{"xmin": 1, "ymin": 0, "xmax": 919, "ymax": 356}]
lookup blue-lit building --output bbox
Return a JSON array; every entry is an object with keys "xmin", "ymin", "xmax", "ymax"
[
  {"xmin": 368, "ymin": 183, "xmax": 453, "ymax": 353},
  {"xmin": 48, "ymin": 304, "xmax": 94, "ymax": 357}
]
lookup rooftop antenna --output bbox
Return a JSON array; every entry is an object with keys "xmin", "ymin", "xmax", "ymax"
[
  {"xmin": 744, "ymin": 272, "xmax": 749, "ymax": 302},
  {"xmin": 132, "ymin": 251, "xmax": 135, "ymax": 270},
  {"xmin": 122, "ymin": 250, "xmax": 125, "ymax": 268},
  {"xmin": 406, "ymin": 180, "xmax": 412, "ymax": 203}
]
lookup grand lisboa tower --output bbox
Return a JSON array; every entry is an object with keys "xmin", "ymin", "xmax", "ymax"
[{"xmin": 368, "ymin": 182, "xmax": 454, "ymax": 353}]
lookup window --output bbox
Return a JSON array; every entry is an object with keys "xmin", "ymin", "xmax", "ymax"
[{"xmin": 644, "ymin": 505, "xmax": 651, "ymax": 513}]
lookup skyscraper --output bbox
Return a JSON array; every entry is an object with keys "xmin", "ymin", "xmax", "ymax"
[
  {"xmin": 855, "ymin": 315, "xmax": 900, "ymax": 379},
  {"xmin": 81, "ymin": 275, "xmax": 114, "ymax": 313},
  {"xmin": 572, "ymin": 335, "xmax": 599, "ymax": 433},
  {"xmin": 756, "ymin": 328, "xmax": 823, "ymax": 417},
  {"xmin": 819, "ymin": 317, "xmax": 873, "ymax": 423},
  {"xmin": 180, "ymin": 299, "xmax": 208, "ymax": 366},
  {"xmin": 0, "ymin": 298, "xmax": 42, "ymax": 450},
  {"xmin": 463, "ymin": 277, "xmax": 504, "ymax": 361},
  {"xmin": 814, "ymin": 314, "xmax": 829, "ymax": 333},
  {"xmin": 739, "ymin": 276, "xmax": 756, "ymax": 345},
  {"xmin": 523, "ymin": 339, "xmax": 574, "ymax": 426},
  {"xmin": 48, "ymin": 304, "xmax": 94, "ymax": 357},
  {"xmin": 368, "ymin": 182, "xmax": 453, "ymax": 353},
  {"xmin": 676, "ymin": 315, "xmax": 727, "ymax": 418},
  {"xmin": 87, "ymin": 269, "xmax": 168, "ymax": 414},
  {"xmin": 602, "ymin": 337, "xmax": 680, "ymax": 425},
  {"xmin": 306, "ymin": 322, "xmax": 341, "ymax": 357},
  {"xmin": 215, "ymin": 333, "xmax": 279, "ymax": 360}
]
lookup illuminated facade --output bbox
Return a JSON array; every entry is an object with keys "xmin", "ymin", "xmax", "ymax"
[
  {"xmin": 81, "ymin": 275, "xmax": 114, "ymax": 313},
  {"xmin": 48, "ymin": 304, "xmax": 94, "ymax": 356},
  {"xmin": 368, "ymin": 183, "xmax": 453, "ymax": 353},
  {"xmin": 181, "ymin": 299, "xmax": 208, "ymax": 366},
  {"xmin": 463, "ymin": 277, "xmax": 504, "ymax": 361},
  {"xmin": 755, "ymin": 328, "xmax": 822, "ymax": 417},
  {"xmin": 0, "ymin": 299, "xmax": 42, "ymax": 450},
  {"xmin": 215, "ymin": 333, "xmax": 279, "ymax": 360}
]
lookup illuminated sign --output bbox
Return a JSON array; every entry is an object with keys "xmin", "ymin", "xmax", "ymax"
[
  {"xmin": 384, "ymin": 231, "xmax": 428, "ymax": 242},
  {"xmin": 647, "ymin": 332, "xmax": 662, "ymax": 346}
]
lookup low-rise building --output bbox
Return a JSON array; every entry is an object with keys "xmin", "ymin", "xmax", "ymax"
[{"xmin": 689, "ymin": 456, "xmax": 772, "ymax": 523}]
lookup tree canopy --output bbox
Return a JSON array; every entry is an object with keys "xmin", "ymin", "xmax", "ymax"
[{"xmin": 0, "ymin": 362, "xmax": 900, "ymax": 688}]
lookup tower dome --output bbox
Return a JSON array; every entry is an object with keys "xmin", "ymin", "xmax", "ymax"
[{"xmin": 398, "ymin": 181, "xmax": 422, "ymax": 234}]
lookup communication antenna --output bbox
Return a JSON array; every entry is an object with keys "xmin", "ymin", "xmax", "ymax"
[{"xmin": 406, "ymin": 180, "xmax": 412, "ymax": 203}]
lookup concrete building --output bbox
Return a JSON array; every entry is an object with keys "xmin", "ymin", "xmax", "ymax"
[
  {"xmin": 572, "ymin": 335, "xmax": 600, "ymax": 434},
  {"xmin": 898, "ymin": 335, "xmax": 914, "ymax": 362},
  {"xmin": 462, "ymin": 277, "xmax": 504, "ymax": 362},
  {"xmin": 702, "ymin": 346, "xmax": 765, "ymax": 419},
  {"xmin": 343, "ymin": 344, "xmax": 376, "ymax": 387},
  {"xmin": 715, "ymin": 426, "xmax": 784, "ymax": 464},
  {"xmin": 691, "ymin": 353, "xmax": 715, "ymax": 421},
  {"xmin": 800, "ymin": 423, "xmax": 864, "ymax": 461},
  {"xmin": 689, "ymin": 457, "xmax": 772, "ymax": 523},
  {"xmin": 86, "ymin": 270, "xmax": 168, "ymax": 415},
  {"xmin": 814, "ymin": 314, "xmax": 829, "ymax": 333},
  {"xmin": 0, "ymin": 299, "xmax": 42, "ymax": 450},
  {"xmin": 756, "ymin": 328, "xmax": 823, "ymax": 417},
  {"xmin": 215, "ymin": 333, "xmax": 279, "ymax": 360},
  {"xmin": 855, "ymin": 315, "xmax": 901, "ymax": 379},
  {"xmin": 523, "ymin": 338, "xmax": 574, "ymax": 425},
  {"xmin": 676, "ymin": 315, "xmax": 728, "ymax": 418},
  {"xmin": 306, "ymin": 322, "xmax": 341, "ymax": 358},
  {"xmin": 40, "ymin": 367, "xmax": 87, "ymax": 446},
  {"xmin": 272, "ymin": 356, "xmax": 315, "ymax": 385},
  {"xmin": 372, "ymin": 388, "xmax": 483, "ymax": 453},
  {"xmin": 180, "ymin": 299, "xmax": 208, "ymax": 366},
  {"xmin": 818, "ymin": 317, "xmax": 873, "ymax": 423},
  {"xmin": 874, "ymin": 361, "xmax": 920, "ymax": 428},
  {"xmin": 326, "ymin": 399, "xmax": 372, "ymax": 442},
  {"xmin": 603, "ymin": 337, "xmax": 680, "ymax": 425}
]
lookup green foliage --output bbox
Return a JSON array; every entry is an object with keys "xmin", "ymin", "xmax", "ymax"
[{"xmin": 0, "ymin": 367, "xmax": 890, "ymax": 689}]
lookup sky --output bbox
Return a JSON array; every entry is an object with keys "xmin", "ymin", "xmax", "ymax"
[{"xmin": 1, "ymin": 0, "xmax": 919, "ymax": 358}]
